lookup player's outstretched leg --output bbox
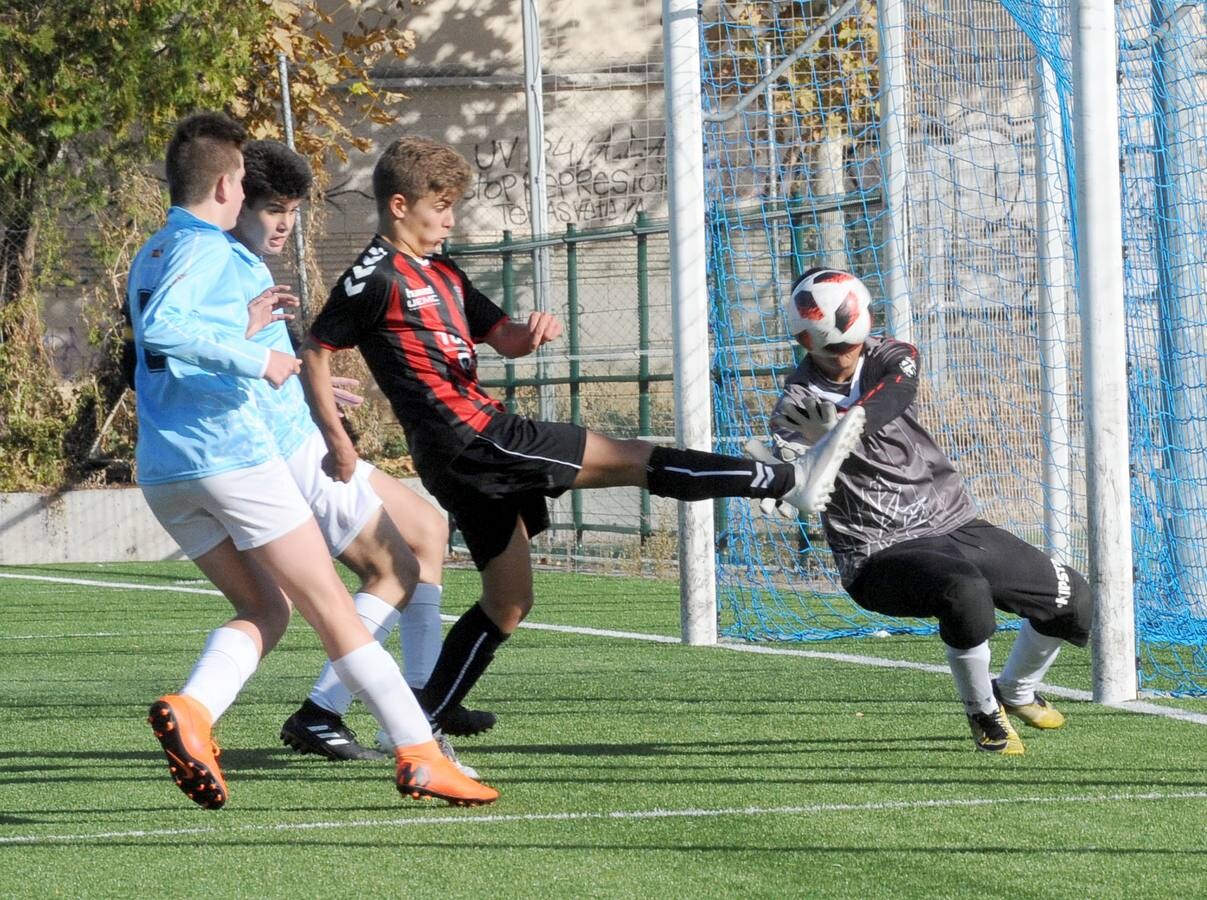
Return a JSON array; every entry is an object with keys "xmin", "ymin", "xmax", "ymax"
[
  {"xmin": 993, "ymin": 621, "xmax": 1069, "ymax": 729},
  {"xmin": 148, "ymin": 694, "xmax": 229, "ymax": 809},
  {"xmin": 395, "ymin": 739, "xmax": 499, "ymax": 806},
  {"xmin": 280, "ymin": 698, "xmax": 386, "ymax": 761},
  {"xmin": 779, "ymin": 405, "xmax": 866, "ymax": 513}
]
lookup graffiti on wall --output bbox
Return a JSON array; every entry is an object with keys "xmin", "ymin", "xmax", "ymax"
[{"xmin": 468, "ymin": 125, "xmax": 666, "ymax": 228}]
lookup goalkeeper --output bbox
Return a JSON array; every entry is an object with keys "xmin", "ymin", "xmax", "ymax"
[{"xmin": 753, "ymin": 267, "xmax": 1092, "ymax": 755}]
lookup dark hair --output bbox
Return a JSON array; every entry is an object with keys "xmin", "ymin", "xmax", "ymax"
[
  {"xmin": 241, "ymin": 140, "xmax": 313, "ymax": 205},
  {"xmin": 165, "ymin": 112, "xmax": 246, "ymax": 206},
  {"xmin": 372, "ymin": 136, "xmax": 472, "ymax": 216}
]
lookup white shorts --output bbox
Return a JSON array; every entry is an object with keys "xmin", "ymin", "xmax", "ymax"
[
  {"xmin": 141, "ymin": 457, "xmax": 314, "ymax": 559},
  {"xmin": 285, "ymin": 430, "xmax": 382, "ymax": 557}
]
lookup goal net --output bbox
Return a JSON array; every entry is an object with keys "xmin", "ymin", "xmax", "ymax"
[{"xmin": 700, "ymin": 0, "xmax": 1206, "ymax": 695}]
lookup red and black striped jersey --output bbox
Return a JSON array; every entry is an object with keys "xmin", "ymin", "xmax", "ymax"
[{"xmin": 309, "ymin": 235, "xmax": 508, "ymax": 474}]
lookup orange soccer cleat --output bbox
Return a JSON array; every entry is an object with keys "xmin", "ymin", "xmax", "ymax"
[
  {"xmin": 147, "ymin": 694, "xmax": 228, "ymax": 809},
  {"xmin": 394, "ymin": 739, "xmax": 500, "ymax": 807}
]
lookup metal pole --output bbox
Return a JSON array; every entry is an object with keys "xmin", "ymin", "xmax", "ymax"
[
  {"xmin": 520, "ymin": 0, "xmax": 556, "ymax": 425},
  {"xmin": 663, "ymin": 0, "xmax": 717, "ymax": 645},
  {"xmin": 876, "ymin": 0, "xmax": 912, "ymax": 341},
  {"xmin": 1072, "ymin": 0, "xmax": 1136, "ymax": 702},
  {"xmin": 276, "ymin": 53, "xmax": 311, "ymax": 324},
  {"xmin": 567, "ymin": 223, "xmax": 583, "ymax": 552},
  {"xmin": 1033, "ymin": 57, "xmax": 1072, "ymax": 564},
  {"xmin": 637, "ymin": 212, "xmax": 652, "ymax": 541},
  {"xmin": 501, "ymin": 231, "xmax": 517, "ymax": 412},
  {"xmin": 761, "ymin": 40, "xmax": 782, "ymax": 291}
]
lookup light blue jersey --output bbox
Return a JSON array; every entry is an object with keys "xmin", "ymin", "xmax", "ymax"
[
  {"xmin": 231, "ymin": 233, "xmax": 316, "ymax": 459},
  {"xmin": 129, "ymin": 207, "xmax": 277, "ymax": 484}
]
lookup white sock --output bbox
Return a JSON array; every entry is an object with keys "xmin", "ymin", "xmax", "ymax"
[
  {"xmin": 996, "ymin": 621, "xmax": 1063, "ymax": 705},
  {"xmin": 399, "ymin": 582, "xmax": 444, "ymax": 690},
  {"xmin": 330, "ymin": 641, "xmax": 431, "ymax": 750},
  {"xmin": 308, "ymin": 592, "xmax": 401, "ymax": 714},
  {"xmin": 180, "ymin": 626, "xmax": 260, "ymax": 723},
  {"xmin": 945, "ymin": 641, "xmax": 996, "ymax": 716}
]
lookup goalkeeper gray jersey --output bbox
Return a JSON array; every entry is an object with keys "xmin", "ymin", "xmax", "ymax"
[{"xmin": 773, "ymin": 336, "xmax": 979, "ymax": 586}]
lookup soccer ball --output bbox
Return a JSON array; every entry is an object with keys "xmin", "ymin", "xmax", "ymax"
[{"xmin": 784, "ymin": 268, "xmax": 872, "ymax": 355}]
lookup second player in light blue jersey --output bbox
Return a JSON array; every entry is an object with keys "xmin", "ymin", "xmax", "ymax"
[{"xmin": 228, "ymin": 140, "xmax": 493, "ymax": 772}]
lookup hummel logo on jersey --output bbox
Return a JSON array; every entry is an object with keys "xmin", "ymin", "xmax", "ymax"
[
  {"xmin": 899, "ymin": 356, "xmax": 917, "ymax": 378},
  {"xmin": 342, "ymin": 245, "xmax": 389, "ymax": 297},
  {"xmin": 406, "ymin": 286, "xmax": 440, "ymax": 310}
]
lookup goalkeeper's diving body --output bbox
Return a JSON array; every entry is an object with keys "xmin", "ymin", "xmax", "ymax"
[
  {"xmin": 751, "ymin": 267, "xmax": 1093, "ymax": 755},
  {"xmin": 299, "ymin": 136, "xmax": 867, "ymax": 740}
]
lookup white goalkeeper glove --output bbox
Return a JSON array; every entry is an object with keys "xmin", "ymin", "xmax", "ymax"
[
  {"xmin": 743, "ymin": 437, "xmax": 798, "ymax": 520},
  {"xmin": 771, "ymin": 384, "xmax": 838, "ymax": 445}
]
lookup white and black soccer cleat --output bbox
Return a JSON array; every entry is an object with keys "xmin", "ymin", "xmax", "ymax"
[
  {"xmin": 778, "ymin": 405, "xmax": 866, "ymax": 514},
  {"xmin": 280, "ymin": 699, "xmax": 386, "ymax": 761}
]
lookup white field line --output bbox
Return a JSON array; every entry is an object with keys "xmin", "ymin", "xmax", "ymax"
[
  {"xmin": 3, "ymin": 570, "xmax": 1206, "ymax": 727},
  {"xmin": 2, "ymin": 789, "xmax": 1205, "ymax": 846}
]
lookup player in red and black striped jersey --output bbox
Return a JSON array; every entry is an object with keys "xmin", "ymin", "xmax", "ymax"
[
  {"xmin": 759, "ymin": 267, "xmax": 1092, "ymax": 755},
  {"xmin": 310, "ymin": 236, "xmax": 513, "ymax": 478},
  {"xmin": 301, "ymin": 137, "xmax": 867, "ymax": 738}
]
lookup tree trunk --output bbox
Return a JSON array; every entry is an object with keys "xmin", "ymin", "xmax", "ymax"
[
  {"xmin": 0, "ymin": 171, "xmax": 40, "ymax": 344},
  {"xmin": 813, "ymin": 128, "xmax": 848, "ymax": 270}
]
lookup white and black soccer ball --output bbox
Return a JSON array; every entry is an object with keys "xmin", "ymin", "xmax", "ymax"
[{"xmin": 784, "ymin": 268, "xmax": 872, "ymax": 355}]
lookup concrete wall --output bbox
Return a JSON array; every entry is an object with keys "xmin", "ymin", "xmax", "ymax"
[
  {"xmin": 0, "ymin": 479, "xmax": 443, "ymax": 565},
  {"xmin": 0, "ymin": 488, "xmax": 183, "ymax": 565}
]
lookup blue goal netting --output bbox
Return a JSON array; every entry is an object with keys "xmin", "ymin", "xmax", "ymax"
[{"xmin": 699, "ymin": 0, "xmax": 1206, "ymax": 695}]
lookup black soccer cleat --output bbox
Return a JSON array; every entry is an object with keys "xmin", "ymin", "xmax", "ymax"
[
  {"xmin": 967, "ymin": 704, "xmax": 1025, "ymax": 755},
  {"xmin": 280, "ymin": 699, "xmax": 386, "ymax": 761},
  {"xmin": 433, "ymin": 703, "xmax": 497, "ymax": 737}
]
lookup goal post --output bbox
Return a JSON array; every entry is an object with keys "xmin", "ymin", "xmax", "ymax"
[
  {"xmin": 1070, "ymin": 0, "xmax": 1136, "ymax": 702},
  {"xmin": 664, "ymin": 0, "xmax": 718, "ymax": 645}
]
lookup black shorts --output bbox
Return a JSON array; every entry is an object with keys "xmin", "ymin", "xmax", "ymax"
[
  {"xmin": 846, "ymin": 519, "xmax": 1091, "ymax": 646},
  {"xmin": 425, "ymin": 414, "xmax": 587, "ymax": 570}
]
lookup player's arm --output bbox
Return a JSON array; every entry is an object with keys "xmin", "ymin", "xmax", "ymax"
[
  {"xmin": 447, "ymin": 258, "xmax": 561, "ymax": 358},
  {"xmin": 773, "ymin": 341, "xmax": 920, "ymax": 446},
  {"xmin": 300, "ymin": 337, "xmax": 360, "ymax": 482},
  {"xmin": 139, "ymin": 234, "xmax": 292, "ymax": 384},
  {"xmin": 483, "ymin": 311, "xmax": 562, "ymax": 358},
  {"xmin": 851, "ymin": 340, "xmax": 919, "ymax": 435},
  {"xmin": 300, "ymin": 260, "xmax": 385, "ymax": 481}
]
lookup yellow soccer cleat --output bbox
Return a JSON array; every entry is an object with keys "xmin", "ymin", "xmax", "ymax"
[
  {"xmin": 967, "ymin": 704, "xmax": 1025, "ymax": 755},
  {"xmin": 993, "ymin": 679, "xmax": 1066, "ymax": 730}
]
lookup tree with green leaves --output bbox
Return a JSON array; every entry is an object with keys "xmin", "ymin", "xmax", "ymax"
[{"xmin": 0, "ymin": 0, "xmax": 419, "ymax": 490}]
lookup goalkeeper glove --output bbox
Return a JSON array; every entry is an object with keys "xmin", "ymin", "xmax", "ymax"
[{"xmin": 771, "ymin": 384, "xmax": 838, "ymax": 445}]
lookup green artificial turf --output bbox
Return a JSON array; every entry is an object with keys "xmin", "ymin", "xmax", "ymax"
[{"xmin": 1, "ymin": 562, "xmax": 1205, "ymax": 898}]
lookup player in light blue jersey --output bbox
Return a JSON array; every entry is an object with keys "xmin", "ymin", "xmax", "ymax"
[
  {"xmin": 131, "ymin": 113, "xmax": 497, "ymax": 810},
  {"xmin": 228, "ymin": 140, "xmax": 491, "ymax": 774}
]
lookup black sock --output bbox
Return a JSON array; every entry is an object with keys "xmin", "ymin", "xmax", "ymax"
[
  {"xmin": 419, "ymin": 602, "xmax": 508, "ymax": 718},
  {"xmin": 644, "ymin": 445, "xmax": 793, "ymax": 500}
]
